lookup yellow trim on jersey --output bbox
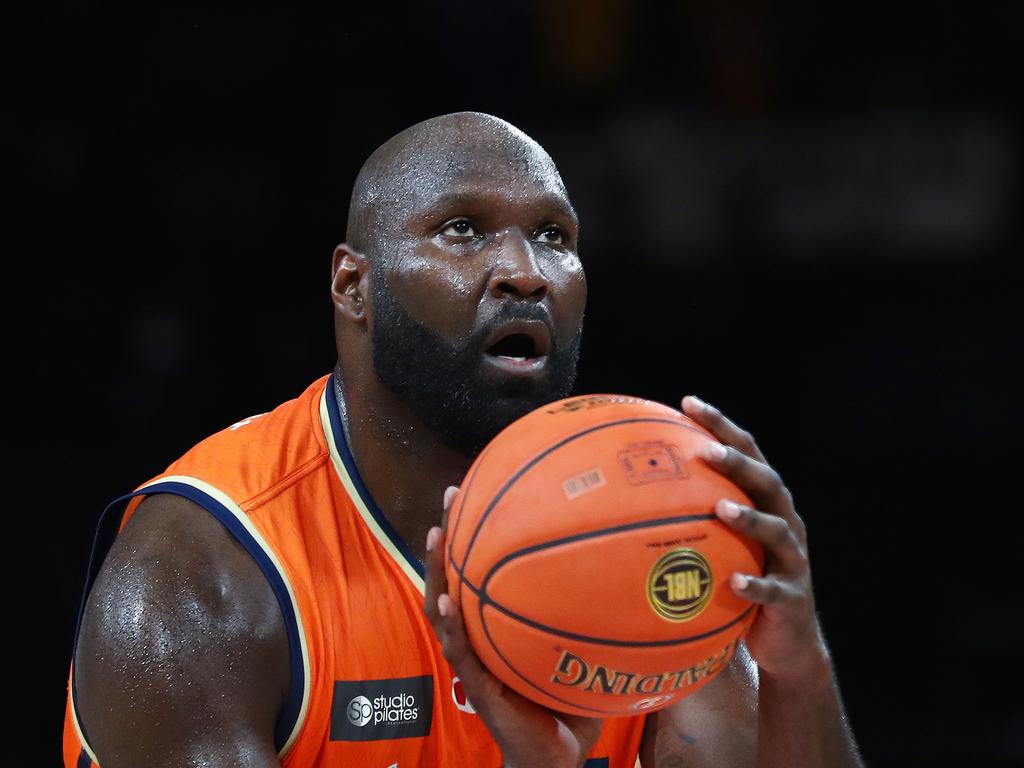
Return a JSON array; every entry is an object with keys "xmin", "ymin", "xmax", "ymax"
[
  {"xmin": 319, "ymin": 387, "xmax": 427, "ymax": 595},
  {"xmin": 69, "ymin": 685, "xmax": 99, "ymax": 766}
]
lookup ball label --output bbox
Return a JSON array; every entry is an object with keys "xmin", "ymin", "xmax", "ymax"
[
  {"xmin": 647, "ymin": 548, "xmax": 713, "ymax": 622},
  {"xmin": 619, "ymin": 441, "xmax": 688, "ymax": 485},
  {"xmin": 562, "ymin": 467, "xmax": 607, "ymax": 500}
]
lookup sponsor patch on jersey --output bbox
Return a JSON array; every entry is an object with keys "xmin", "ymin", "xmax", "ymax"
[{"xmin": 330, "ymin": 676, "xmax": 434, "ymax": 742}]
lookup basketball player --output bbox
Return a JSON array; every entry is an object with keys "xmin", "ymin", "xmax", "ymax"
[{"xmin": 64, "ymin": 112, "xmax": 863, "ymax": 767}]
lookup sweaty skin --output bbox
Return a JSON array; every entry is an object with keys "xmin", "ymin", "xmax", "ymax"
[
  {"xmin": 76, "ymin": 493, "xmax": 289, "ymax": 766},
  {"xmin": 74, "ymin": 112, "xmax": 864, "ymax": 768},
  {"xmin": 332, "ymin": 112, "xmax": 587, "ymax": 563}
]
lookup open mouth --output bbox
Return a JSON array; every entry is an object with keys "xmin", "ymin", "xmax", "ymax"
[
  {"xmin": 487, "ymin": 333, "xmax": 541, "ymax": 361},
  {"xmin": 483, "ymin": 321, "xmax": 551, "ymax": 371}
]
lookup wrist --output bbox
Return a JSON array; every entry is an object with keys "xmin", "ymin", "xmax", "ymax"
[{"xmin": 760, "ymin": 640, "xmax": 834, "ymax": 691}]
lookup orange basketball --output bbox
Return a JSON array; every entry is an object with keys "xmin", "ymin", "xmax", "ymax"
[{"xmin": 445, "ymin": 394, "xmax": 764, "ymax": 718}]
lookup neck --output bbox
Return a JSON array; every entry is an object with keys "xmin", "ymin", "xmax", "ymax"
[{"xmin": 333, "ymin": 364, "xmax": 473, "ymax": 562}]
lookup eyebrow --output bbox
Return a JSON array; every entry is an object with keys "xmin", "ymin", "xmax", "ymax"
[{"xmin": 412, "ymin": 190, "xmax": 579, "ymax": 228}]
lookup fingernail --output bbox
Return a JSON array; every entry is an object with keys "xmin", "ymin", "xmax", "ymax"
[
  {"xmin": 683, "ymin": 395, "xmax": 706, "ymax": 414},
  {"xmin": 702, "ymin": 442, "xmax": 727, "ymax": 461},
  {"xmin": 732, "ymin": 573, "xmax": 750, "ymax": 590},
  {"xmin": 426, "ymin": 527, "xmax": 440, "ymax": 552},
  {"xmin": 437, "ymin": 595, "xmax": 448, "ymax": 617},
  {"xmin": 443, "ymin": 486, "xmax": 459, "ymax": 508},
  {"xmin": 718, "ymin": 500, "xmax": 741, "ymax": 519}
]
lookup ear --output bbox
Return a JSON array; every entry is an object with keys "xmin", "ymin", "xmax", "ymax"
[{"xmin": 331, "ymin": 244, "xmax": 370, "ymax": 323}]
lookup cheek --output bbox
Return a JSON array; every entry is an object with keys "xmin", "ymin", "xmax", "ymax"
[
  {"xmin": 549, "ymin": 256, "xmax": 587, "ymax": 330},
  {"xmin": 387, "ymin": 247, "xmax": 484, "ymax": 338}
]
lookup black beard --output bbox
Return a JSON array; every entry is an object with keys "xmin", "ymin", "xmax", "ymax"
[{"xmin": 370, "ymin": 277, "xmax": 582, "ymax": 457}]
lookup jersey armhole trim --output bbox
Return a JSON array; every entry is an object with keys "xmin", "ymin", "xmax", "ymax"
[{"xmin": 70, "ymin": 476, "xmax": 311, "ymax": 762}]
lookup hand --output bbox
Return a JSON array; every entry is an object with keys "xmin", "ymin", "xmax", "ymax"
[
  {"xmin": 681, "ymin": 395, "xmax": 831, "ymax": 683},
  {"xmin": 424, "ymin": 486, "xmax": 603, "ymax": 768}
]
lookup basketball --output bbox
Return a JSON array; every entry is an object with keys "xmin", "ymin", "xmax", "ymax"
[{"xmin": 444, "ymin": 394, "xmax": 764, "ymax": 718}]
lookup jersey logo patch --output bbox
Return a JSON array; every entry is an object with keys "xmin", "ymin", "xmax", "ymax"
[{"xmin": 330, "ymin": 676, "xmax": 434, "ymax": 742}]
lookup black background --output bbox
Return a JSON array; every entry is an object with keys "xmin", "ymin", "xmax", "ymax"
[{"xmin": 11, "ymin": 2, "xmax": 1021, "ymax": 765}]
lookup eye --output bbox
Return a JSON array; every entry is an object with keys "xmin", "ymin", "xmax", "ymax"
[
  {"xmin": 534, "ymin": 225, "xmax": 566, "ymax": 245},
  {"xmin": 441, "ymin": 219, "xmax": 478, "ymax": 238}
]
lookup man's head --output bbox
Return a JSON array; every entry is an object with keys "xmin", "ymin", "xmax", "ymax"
[{"xmin": 332, "ymin": 112, "xmax": 586, "ymax": 456}]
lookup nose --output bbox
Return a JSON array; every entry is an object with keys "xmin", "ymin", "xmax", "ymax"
[{"xmin": 487, "ymin": 229, "xmax": 550, "ymax": 301}]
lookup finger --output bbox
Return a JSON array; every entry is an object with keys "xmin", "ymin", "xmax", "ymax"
[
  {"xmin": 423, "ymin": 525, "xmax": 447, "ymax": 626},
  {"xmin": 435, "ymin": 593, "xmax": 472, "ymax": 660},
  {"xmin": 433, "ymin": 592, "xmax": 502, "ymax": 711},
  {"xmin": 425, "ymin": 487, "xmax": 496, "ymax": 695},
  {"xmin": 728, "ymin": 572, "xmax": 795, "ymax": 605},
  {"xmin": 714, "ymin": 499, "xmax": 807, "ymax": 572},
  {"xmin": 557, "ymin": 713, "xmax": 605, "ymax": 756},
  {"xmin": 425, "ymin": 485, "xmax": 459, "ymax": 619},
  {"xmin": 698, "ymin": 441, "xmax": 802, "ymax": 533},
  {"xmin": 682, "ymin": 395, "xmax": 767, "ymax": 463},
  {"xmin": 441, "ymin": 484, "xmax": 459, "ymax": 531}
]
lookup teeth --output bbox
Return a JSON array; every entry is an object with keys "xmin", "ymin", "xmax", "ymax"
[{"xmin": 500, "ymin": 355, "xmax": 527, "ymax": 362}]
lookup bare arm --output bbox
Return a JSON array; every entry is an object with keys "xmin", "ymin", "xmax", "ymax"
[
  {"xmin": 74, "ymin": 493, "xmax": 290, "ymax": 768},
  {"xmin": 756, "ymin": 649, "xmax": 861, "ymax": 768},
  {"xmin": 640, "ymin": 644, "xmax": 758, "ymax": 768},
  {"xmin": 640, "ymin": 396, "xmax": 864, "ymax": 768},
  {"xmin": 641, "ymin": 640, "xmax": 861, "ymax": 768}
]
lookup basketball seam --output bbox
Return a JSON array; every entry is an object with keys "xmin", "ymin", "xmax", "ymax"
[
  {"xmin": 474, "ymin": 587, "xmax": 756, "ymax": 648},
  {"xmin": 478, "ymin": 604, "xmax": 641, "ymax": 716},
  {"xmin": 454, "ymin": 417, "xmax": 705, "ymax": 583},
  {"xmin": 477, "ymin": 602, "xmax": 753, "ymax": 716},
  {"xmin": 476, "ymin": 514, "xmax": 746, "ymax": 647},
  {"xmin": 452, "ymin": 415, "xmax": 741, "ymax": 716},
  {"xmin": 479, "ymin": 513, "xmax": 718, "ymax": 597},
  {"xmin": 448, "ymin": 439, "xmax": 492, "ymax": 616}
]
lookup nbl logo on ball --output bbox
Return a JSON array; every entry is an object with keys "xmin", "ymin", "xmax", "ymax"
[{"xmin": 647, "ymin": 548, "xmax": 713, "ymax": 622}]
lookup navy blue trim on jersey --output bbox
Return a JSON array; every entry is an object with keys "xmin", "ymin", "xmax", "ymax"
[
  {"xmin": 70, "ymin": 488, "xmax": 146, "ymax": 755},
  {"xmin": 72, "ymin": 492, "xmax": 135, "ymax": 663},
  {"xmin": 71, "ymin": 481, "xmax": 305, "ymax": 755},
  {"xmin": 326, "ymin": 375, "xmax": 426, "ymax": 578},
  {"xmin": 76, "ymin": 747, "xmax": 91, "ymax": 768}
]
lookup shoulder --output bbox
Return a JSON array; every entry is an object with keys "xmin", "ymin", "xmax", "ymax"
[
  {"xmin": 157, "ymin": 376, "xmax": 331, "ymax": 506},
  {"xmin": 91, "ymin": 492, "xmax": 286, "ymax": 640},
  {"xmin": 74, "ymin": 493, "xmax": 289, "ymax": 766}
]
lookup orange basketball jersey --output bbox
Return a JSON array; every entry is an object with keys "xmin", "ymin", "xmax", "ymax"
[{"xmin": 63, "ymin": 374, "xmax": 646, "ymax": 767}]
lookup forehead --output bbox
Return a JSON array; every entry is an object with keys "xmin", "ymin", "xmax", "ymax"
[{"xmin": 380, "ymin": 127, "xmax": 571, "ymax": 220}]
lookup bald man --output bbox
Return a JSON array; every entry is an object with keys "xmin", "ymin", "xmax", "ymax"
[{"xmin": 64, "ymin": 113, "xmax": 863, "ymax": 768}]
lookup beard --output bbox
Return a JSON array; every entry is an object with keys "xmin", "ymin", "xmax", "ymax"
[{"xmin": 370, "ymin": 276, "xmax": 582, "ymax": 457}]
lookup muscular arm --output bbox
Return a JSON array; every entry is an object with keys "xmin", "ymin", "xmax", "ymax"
[
  {"xmin": 754, "ymin": 648, "xmax": 862, "ymax": 768},
  {"xmin": 640, "ymin": 643, "xmax": 758, "ymax": 768},
  {"xmin": 74, "ymin": 494, "xmax": 290, "ymax": 768},
  {"xmin": 640, "ymin": 642, "xmax": 862, "ymax": 768},
  {"xmin": 641, "ymin": 396, "xmax": 865, "ymax": 768}
]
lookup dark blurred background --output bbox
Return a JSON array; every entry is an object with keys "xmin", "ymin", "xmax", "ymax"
[{"xmin": 11, "ymin": 1, "xmax": 1021, "ymax": 765}]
